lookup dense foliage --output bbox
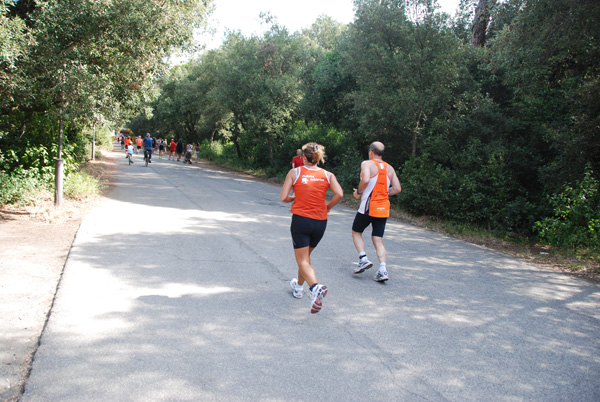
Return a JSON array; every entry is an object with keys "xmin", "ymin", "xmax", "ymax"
[
  {"xmin": 2, "ymin": 0, "xmax": 598, "ymax": 252},
  {"xmin": 0, "ymin": 0, "xmax": 212, "ymax": 203},
  {"xmin": 127, "ymin": 0, "xmax": 598, "ymax": 250}
]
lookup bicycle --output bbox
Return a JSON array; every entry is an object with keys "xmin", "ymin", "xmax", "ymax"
[
  {"xmin": 127, "ymin": 152, "xmax": 133, "ymax": 165},
  {"xmin": 144, "ymin": 148, "xmax": 152, "ymax": 167}
]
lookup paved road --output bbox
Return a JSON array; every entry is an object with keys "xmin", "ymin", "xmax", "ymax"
[{"xmin": 23, "ymin": 149, "xmax": 600, "ymax": 401}]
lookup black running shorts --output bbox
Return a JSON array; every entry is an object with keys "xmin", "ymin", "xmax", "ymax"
[
  {"xmin": 352, "ymin": 212, "xmax": 387, "ymax": 237},
  {"xmin": 290, "ymin": 214, "xmax": 327, "ymax": 249}
]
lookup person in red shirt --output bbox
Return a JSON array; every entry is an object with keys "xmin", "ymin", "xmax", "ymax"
[
  {"xmin": 291, "ymin": 149, "xmax": 304, "ymax": 168},
  {"xmin": 169, "ymin": 139, "xmax": 176, "ymax": 160},
  {"xmin": 280, "ymin": 142, "xmax": 343, "ymax": 314}
]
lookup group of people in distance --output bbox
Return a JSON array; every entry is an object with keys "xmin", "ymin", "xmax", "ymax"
[
  {"xmin": 119, "ymin": 135, "xmax": 152, "ymax": 164},
  {"xmin": 168, "ymin": 139, "xmax": 200, "ymax": 163},
  {"xmin": 119, "ymin": 134, "xmax": 163, "ymax": 163},
  {"xmin": 281, "ymin": 141, "xmax": 401, "ymax": 314},
  {"xmin": 118, "ymin": 135, "xmax": 202, "ymax": 164}
]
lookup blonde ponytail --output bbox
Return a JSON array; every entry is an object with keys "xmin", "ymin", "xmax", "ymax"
[{"xmin": 302, "ymin": 142, "xmax": 326, "ymax": 165}]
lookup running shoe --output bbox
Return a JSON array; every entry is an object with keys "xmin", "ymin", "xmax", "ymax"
[
  {"xmin": 373, "ymin": 270, "xmax": 389, "ymax": 282},
  {"xmin": 354, "ymin": 257, "xmax": 373, "ymax": 274},
  {"xmin": 310, "ymin": 284, "xmax": 328, "ymax": 314},
  {"xmin": 290, "ymin": 278, "xmax": 303, "ymax": 299}
]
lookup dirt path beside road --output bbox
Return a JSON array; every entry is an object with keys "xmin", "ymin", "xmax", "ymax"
[
  {"xmin": 0, "ymin": 218, "xmax": 80, "ymax": 401},
  {"xmin": 0, "ymin": 150, "xmax": 119, "ymax": 401}
]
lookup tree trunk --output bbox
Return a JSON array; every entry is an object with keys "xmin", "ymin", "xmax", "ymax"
[
  {"xmin": 54, "ymin": 108, "xmax": 64, "ymax": 207},
  {"xmin": 185, "ymin": 118, "xmax": 196, "ymax": 141},
  {"xmin": 470, "ymin": 0, "xmax": 490, "ymax": 47},
  {"xmin": 210, "ymin": 128, "xmax": 216, "ymax": 149},
  {"xmin": 232, "ymin": 124, "xmax": 242, "ymax": 159},
  {"xmin": 91, "ymin": 122, "xmax": 96, "ymax": 161},
  {"xmin": 266, "ymin": 132, "xmax": 274, "ymax": 167},
  {"xmin": 412, "ymin": 109, "xmax": 424, "ymax": 158},
  {"xmin": 18, "ymin": 123, "xmax": 26, "ymax": 140}
]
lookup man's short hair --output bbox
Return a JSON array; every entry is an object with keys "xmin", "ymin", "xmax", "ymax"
[{"xmin": 370, "ymin": 142, "xmax": 384, "ymax": 157}]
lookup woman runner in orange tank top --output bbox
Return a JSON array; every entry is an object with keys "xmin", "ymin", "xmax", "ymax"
[{"xmin": 280, "ymin": 142, "xmax": 343, "ymax": 314}]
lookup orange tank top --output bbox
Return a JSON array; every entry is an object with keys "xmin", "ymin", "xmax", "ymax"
[
  {"xmin": 358, "ymin": 160, "xmax": 390, "ymax": 218},
  {"xmin": 291, "ymin": 167, "xmax": 331, "ymax": 221}
]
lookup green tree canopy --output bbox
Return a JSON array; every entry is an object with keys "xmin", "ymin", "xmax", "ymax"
[
  {"xmin": 2, "ymin": 0, "xmax": 212, "ymax": 126},
  {"xmin": 341, "ymin": 0, "xmax": 465, "ymax": 164}
]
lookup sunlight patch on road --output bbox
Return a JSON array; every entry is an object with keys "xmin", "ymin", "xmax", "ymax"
[
  {"xmin": 194, "ymin": 210, "xmax": 258, "ymax": 223},
  {"xmin": 134, "ymin": 283, "xmax": 238, "ymax": 299},
  {"xmin": 509, "ymin": 283, "xmax": 580, "ymax": 302},
  {"xmin": 54, "ymin": 263, "xmax": 240, "ymax": 340},
  {"xmin": 412, "ymin": 256, "xmax": 470, "ymax": 267}
]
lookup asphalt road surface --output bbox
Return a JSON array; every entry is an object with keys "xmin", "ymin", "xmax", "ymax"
[{"xmin": 22, "ymin": 149, "xmax": 600, "ymax": 401}]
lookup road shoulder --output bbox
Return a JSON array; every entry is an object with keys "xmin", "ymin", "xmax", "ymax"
[{"xmin": 0, "ymin": 149, "xmax": 119, "ymax": 401}]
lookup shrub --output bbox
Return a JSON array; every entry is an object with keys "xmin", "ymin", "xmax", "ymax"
[
  {"xmin": 398, "ymin": 157, "xmax": 456, "ymax": 219},
  {"xmin": 0, "ymin": 169, "xmax": 45, "ymax": 205},
  {"xmin": 198, "ymin": 139, "xmax": 221, "ymax": 159},
  {"xmin": 277, "ymin": 122, "xmax": 361, "ymax": 188},
  {"xmin": 63, "ymin": 171, "xmax": 101, "ymax": 200},
  {"xmin": 535, "ymin": 166, "xmax": 600, "ymax": 249}
]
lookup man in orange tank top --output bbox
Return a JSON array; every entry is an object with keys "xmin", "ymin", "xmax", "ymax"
[{"xmin": 352, "ymin": 141, "xmax": 402, "ymax": 282}]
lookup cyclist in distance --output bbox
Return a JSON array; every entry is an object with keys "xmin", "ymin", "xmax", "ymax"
[
  {"xmin": 143, "ymin": 133, "xmax": 154, "ymax": 163},
  {"xmin": 126, "ymin": 143, "xmax": 134, "ymax": 164}
]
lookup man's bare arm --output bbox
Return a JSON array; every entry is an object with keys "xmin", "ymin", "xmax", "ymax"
[{"xmin": 388, "ymin": 166, "xmax": 402, "ymax": 196}]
